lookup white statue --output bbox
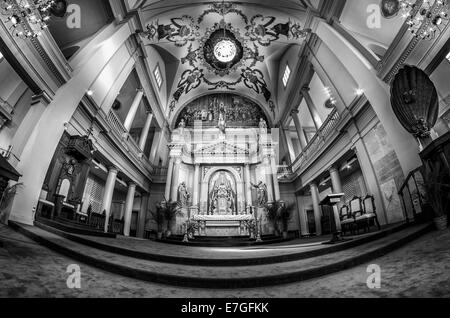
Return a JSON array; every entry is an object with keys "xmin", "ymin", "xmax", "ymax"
[
  {"xmin": 259, "ymin": 118, "xmax": 267, "ymax": 129},
  {"xmin": 177, "ymin": 182, "xmax": 190, "ymax": 207},
  {"xmin": 251, "ymin": 181, "xmax": 268, "ymax": 207},
  {"xmin": 218, "ymin": 112, "xmax": 226, "ymax": 134}
]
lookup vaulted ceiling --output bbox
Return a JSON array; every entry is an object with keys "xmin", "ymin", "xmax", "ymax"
[{"xmin": 136, "ymin": 0, "xmax": 321, "ymax": 124}]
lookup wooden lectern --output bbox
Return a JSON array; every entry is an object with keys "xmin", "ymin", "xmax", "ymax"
[{"xmin": 320, "ymin": 193, "xmax": 347, "ymax": 244}]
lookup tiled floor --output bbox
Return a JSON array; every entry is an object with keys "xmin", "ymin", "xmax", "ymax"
[{"xmin": 0, "ymin": 224, "xmax": 449, "ymax": 298}]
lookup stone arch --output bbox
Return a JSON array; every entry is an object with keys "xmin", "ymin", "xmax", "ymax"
[{"xmin": 200, "ymin": 166, "xmax": 245, "ymax": 214}]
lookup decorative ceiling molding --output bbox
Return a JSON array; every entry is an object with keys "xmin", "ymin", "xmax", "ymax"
[{"xmin": 137, "ymin": 1, "xmax": 311, "ymax": 117}]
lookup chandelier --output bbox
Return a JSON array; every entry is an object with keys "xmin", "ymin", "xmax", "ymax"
[
  {"xmin": 400, "ymin": 0, "xmax": 449, "ymax": 40},
  {"xmin": 0, "ymin": 0, "xmax": 56, "ymax": 39}
]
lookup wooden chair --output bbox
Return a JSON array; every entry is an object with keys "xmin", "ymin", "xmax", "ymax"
[
  {"xmin": 357, "ymin": 195, "xmax": 381, "ymax": 232},
  {"xmin": 349, "ymin": 196, "xmax": 364, "ymax": 234},
  {"xmin": 339, "ymin": 204, "xmax": 355, "ymax": 235}
]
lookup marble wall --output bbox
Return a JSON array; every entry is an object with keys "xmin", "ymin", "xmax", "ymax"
[{"xmin": 363, "ymin": 123, "xmax": 405, "ymax": 224}]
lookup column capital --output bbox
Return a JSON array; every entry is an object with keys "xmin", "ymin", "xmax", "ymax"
[
  {"xmin": 136, "ymin": 87, "xmax": 145, "ymax": 94},
  {"xmin": 108, "ymin": 166, "xmax": 119, "ymax": 174},
  {"xmin": 329, "ymin": 165, "xmax": 339, "ymax": 174},
  {"xmin": 127, "ymin": 182, "xmax": 137, "ymax": 188},
  {"xmin": 291, "ymin": 108, "xmax": 299, "ymax": 115},
  {"xmin": 310, "ymin": 181, "xmax": 318, "ymax": 188}
]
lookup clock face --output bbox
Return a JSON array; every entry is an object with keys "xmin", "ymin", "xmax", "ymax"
[{"xmin": 213, "ymin": 40, "xmax": 237, "ymax": 63}]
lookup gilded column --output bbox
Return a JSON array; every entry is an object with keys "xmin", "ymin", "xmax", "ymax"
[
  {"xmin": 244, "ymin": 164, "xmax": 252, "ymax": 209},
  {"xmin": 263, "ymin": 156, "xmax": 274, "ymax": 203},
  {"xmin": 164, "ymin": 157, "xmax": 174, "ymax": 200},
  {"xmin": 192, "ymin": 164, "xmax": 201, "ymax": 207}
]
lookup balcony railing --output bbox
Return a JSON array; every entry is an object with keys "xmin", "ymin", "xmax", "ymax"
[
  {"xmin": 282, "ymin": 108, "xmax": 341, "ymax": 178},
  {"xmin": 106, "ymin": 110, "xmax": 153, "ymax": 174},
  {"xmin": 151, "ymin": 164, "xmax": 168, "ymax": 182}
]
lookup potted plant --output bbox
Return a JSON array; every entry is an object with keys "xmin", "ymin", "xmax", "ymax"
[
  {"xmin": 423, "ymin": 161, "xmax": 450, "ymax": 231},
  {"xmin": 265, "ymin": 202, "xmax": 280, "ymax": 236},
  {"xmin": 148, "ymin": 203, "xmax": 165, "ymax": 239},
  {"xmin": 161, "ymin": 200, "xmax": 182, "ymax": 237},
  {"xmin": 278, "ymin": 202, "xmax": 294, "ymax": 239}
]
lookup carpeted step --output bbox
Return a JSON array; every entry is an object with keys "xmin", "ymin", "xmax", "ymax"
[
  {"xmin": 35, "ymin": 217, "xmax": 116, "ymax": 238},
  {"xmin": 9, "ymin": 221, "xmax": 433, "ymax": 289}
]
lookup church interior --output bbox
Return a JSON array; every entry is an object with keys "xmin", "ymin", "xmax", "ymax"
[{"xmin": 0, "ymin": 0, "xmax": 450, "ymax": 298}]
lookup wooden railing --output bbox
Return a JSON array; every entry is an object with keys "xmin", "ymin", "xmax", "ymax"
[
  {"xmin": 398, "ymin": 167, "xmax": 427, "ymax": 223},
  {"xmin": 286, "ymin": 108, "xmax": 341, "ymax": 177}
]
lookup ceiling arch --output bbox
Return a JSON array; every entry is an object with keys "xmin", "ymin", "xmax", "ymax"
[{"xmin": 137, "ymin": 1, "xmax": 312, "ymax": 122}]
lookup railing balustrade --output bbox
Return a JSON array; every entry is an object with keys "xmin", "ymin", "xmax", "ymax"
[
  {"xmin": 106, "ymin": 110, "xmax": 154, "ymax": 174},
  {"xmin": 282, "ymin": 108, "xmax": 341, "ymax": 178}
]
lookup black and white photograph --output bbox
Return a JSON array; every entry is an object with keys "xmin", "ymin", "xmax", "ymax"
[{"xmin": 0, "ymin": 0, "xmax": 449, "ymax": 306}]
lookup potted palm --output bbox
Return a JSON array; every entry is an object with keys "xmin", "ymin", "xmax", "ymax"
[
  {"xmin": 265, "ymin": 202, "xmax": 281, "ymax": 236},
  {"xmin": 423, "ymin": 161, "xmax": 450, "ymax": 231},
  {"xmin": 162, "ymin": 200, "xmax": 182, "ymax": 237},
  {"xmin": 148, "ymin": 203, "xmax": 165, "ymax": 239}
]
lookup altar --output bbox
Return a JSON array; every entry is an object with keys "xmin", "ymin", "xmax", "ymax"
[
  {"xmin": 192, "ymin": 214, "xmax": 254, "ymax": 237},
  {"xmin": 163, "ymin": 93, "xmax": 281, "ymax": 238}
]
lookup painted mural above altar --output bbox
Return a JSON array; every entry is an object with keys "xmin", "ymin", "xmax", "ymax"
[{"xmin": 176, "ymin": 93, "xmax": 268, "ymax": 128}]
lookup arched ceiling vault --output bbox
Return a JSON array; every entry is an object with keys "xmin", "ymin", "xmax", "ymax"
[{"xmin": 137, "ymin": 1, "xmax": 315, "ymax": 124}]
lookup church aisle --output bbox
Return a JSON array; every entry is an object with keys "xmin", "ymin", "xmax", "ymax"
[{"xmin": 1, "ymin": 223, "xmax": 449, "ymax": 298}]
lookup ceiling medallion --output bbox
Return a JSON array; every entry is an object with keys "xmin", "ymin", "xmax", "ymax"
[{"xmin": 200, "ymin": 20, "xmax": 246, "ymax": 77}]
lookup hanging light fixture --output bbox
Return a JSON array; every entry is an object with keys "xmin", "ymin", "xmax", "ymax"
[
  {"xmin": 400, "ymin": 0, "xmax": 449, "ymax": 40},
  {"xmin": 1, "ymin": 0, "xmax": 58, "ymax": 39}
]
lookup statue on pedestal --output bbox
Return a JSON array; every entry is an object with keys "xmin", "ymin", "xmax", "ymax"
[
  {"xmin": 251, "ymin": 181, "xmax": 268, "ymax": 207},
  {"xmin": 177, "ymin": 182, "xmax": 190, "ymax": 207},
  {"xmin": 259, "ymin": 118, "xmax": 267, "ymax": 130},
  {"xmin": 178, "ymin": 119, "xmax": 186, "ymax": 129},
  {"xmin": 218, "ymin": 112, "xmax": 226, "ymax": 135}
]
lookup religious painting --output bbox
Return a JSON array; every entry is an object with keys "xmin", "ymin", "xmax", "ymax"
[{"xmin": 176, "ymin": 93, "xmax": 268, "ymax": 127}]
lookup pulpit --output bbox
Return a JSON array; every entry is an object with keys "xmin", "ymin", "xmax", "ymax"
[
  {"xmin": 320, "ymin": 193, "xmax": 346, "ymax": 244},
  {"xmin": 41, "ymin": 133, "xmax": 94, "ymax": 221}
]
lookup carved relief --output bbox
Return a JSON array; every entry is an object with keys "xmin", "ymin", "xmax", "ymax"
[{"xmin": 176, "ymin": 93, "xmax": 268, "ymax": 127}]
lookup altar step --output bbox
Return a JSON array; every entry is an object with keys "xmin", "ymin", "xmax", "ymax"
[
  {"xmin": 28, "ymin": 220, "xmax": 419, "ymax": 267},
  {"xmin": 161, "ymin": 234, "xmax": 289, "ymax": 247},
  {"xmin": 35, "ymin": 217, "xmax": 116, "ymax": 238},
  {"xmin": 9, "ymin": 221, "xmax": 433, "ymax": 288}
]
